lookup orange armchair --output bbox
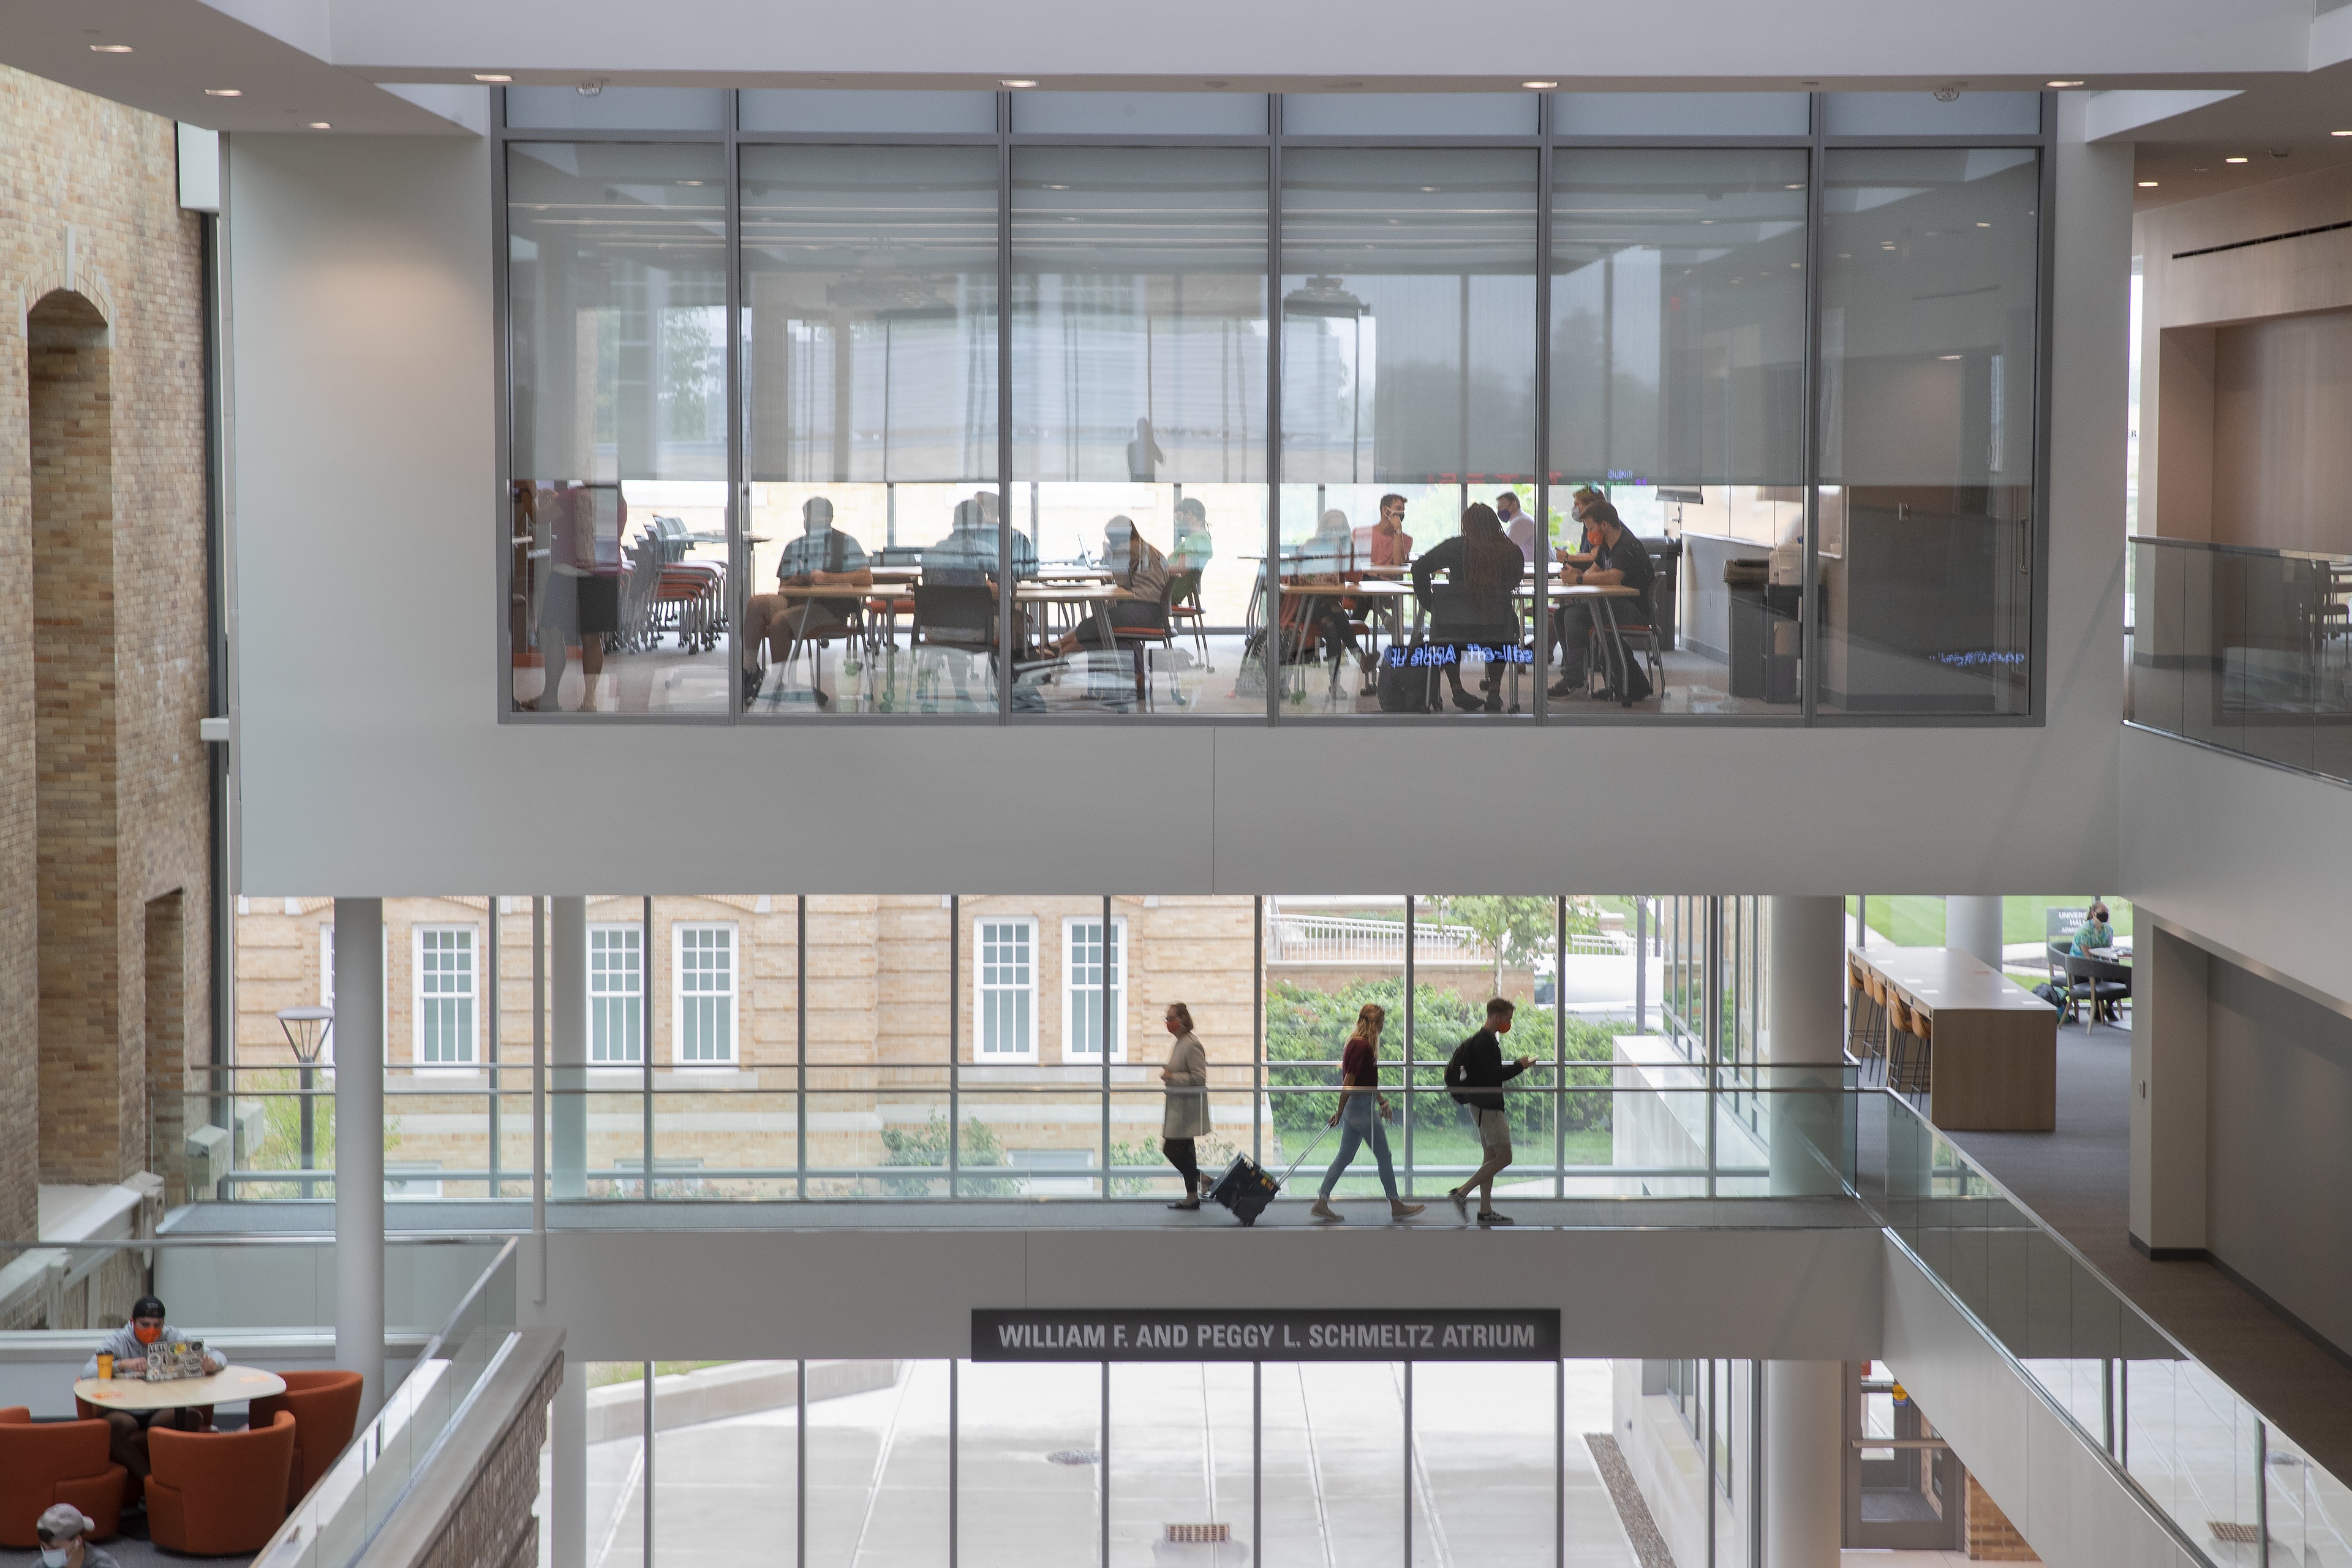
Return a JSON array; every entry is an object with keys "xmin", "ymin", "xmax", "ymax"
[
  {"xmin": 0, "ymin": 1408, "xmax": 127, "ymax": 1546},
  {"xmin": 250, "ymin": 1370, "xmax": 365, "ymax": 1507},
  {"xmin": 146, "ymin": 1409, "xmax": 295, "ymax": 1556}
]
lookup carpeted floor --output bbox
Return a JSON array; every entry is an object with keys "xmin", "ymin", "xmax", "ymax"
[{"xmin": 1944, "ymin": 1017, "xmax": 2352, "ymax": 1480}]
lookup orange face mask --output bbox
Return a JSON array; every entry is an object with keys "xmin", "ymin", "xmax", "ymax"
[{"xmin": 132, "ymin": 1324, "xmax": 161, "ymax": 1346}]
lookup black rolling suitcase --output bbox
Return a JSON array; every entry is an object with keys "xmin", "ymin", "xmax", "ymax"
[{"xmin": 1208, "ymin": 1125, "xmax": 1333, "ymax": 1226}]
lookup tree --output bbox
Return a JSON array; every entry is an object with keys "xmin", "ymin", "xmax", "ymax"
[{"xmin": 1438, "ymin": 896, "xmax": 1556, "ymax": 997}]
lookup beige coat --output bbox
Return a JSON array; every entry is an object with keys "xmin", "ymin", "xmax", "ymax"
[{"xmin": 1161, "ymin": 1030, "xmax": 1212, "ymax": 1139}]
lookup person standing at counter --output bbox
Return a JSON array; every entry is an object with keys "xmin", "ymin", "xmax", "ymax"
[{"xmin": 1159, "ymin": 1003, "xmax": 1212, "ymax": 1209}]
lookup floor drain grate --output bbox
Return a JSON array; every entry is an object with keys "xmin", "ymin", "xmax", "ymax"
[
  {"xmin": 1166, "ymin": 1524, "xmax": 1231, "ymax": 1544},
  {"xmin": 1046, "ymin": 1449, "xmax": 1101, "ymax": 1466},
  {"xmin": 2211, "ymin": 1522, "xmax": 2265, "ymax": 1545}
]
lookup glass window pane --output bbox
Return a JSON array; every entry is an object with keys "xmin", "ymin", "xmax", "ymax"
[
  {"xmin": 741, "ymin": 89, "xmax": 998, "ymax": 134},
  {"xmin": 1013, "ymin": 91, "xmax": 1267, "ymax": 136},
  {"xmin": 1279, "ymin": 149, "xmax": 1537, "ymax": 718},
  {"xmin": 1009, "ymin": 147, "xmax": 1268, "ymax": 717},
  {"xmin": 1553, "ymin": 92, "xmax": 1809, "ymax": 138},
  {"xmin": 739, "ymin": 145, "xmax": 1001, "ymax": 717},
  {"xmin": 1284, "ymin": 93, "xmax": 1536, "ymax": 137},
  {"xmin": 957, "ymin": 1362, "xmax": 1101, "ymax": 1567},
  {"xmin": 1411, "ymin": 1362, "xmax": 1556, "ymax": 1567},
  {"xmin": 585, "ymin": 1363, "xmax": 648, "ymax": 1568},
  {"xmin": 804, "ymin": 895, "xmax": 952, "ymax": 1198},
  {"xmin": 507, "ymin": 86, "xmax": 729, "ymax": 131},
  {"xmin": 1819, "ymin": 148, "xmax": 2040, "ymax": 715},
  {"xmin": 506, "ymin": 143, "xmax": 730, "ymax": 715},
  {"xmin": 1107, "ymin": 1362, "xmax": 1253, "ymax": 1565},
  {"xmin": 1548, "ymin": 149, "xmax": 1809, "ymax": 717},
  {"xmin": 1260, "ymin": 1361, "xmax": 1405, "ymax": 1566},
  {"xmin": 649, "ymin": 1360, "xmax": 793, "ymax": 1568},
  {"xmin": 807, "ymin": 1359, "xmax": 950, "ymax": 1566},
  {"xmin": 1822, "ymin": 92, "xmax": 2040, "ymax": 138}
]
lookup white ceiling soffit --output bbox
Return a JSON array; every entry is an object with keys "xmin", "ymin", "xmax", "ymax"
[
  {"xmin": 2085, "ymin": 89, "xmax": 2245, "ymax": 141},
  {"xmin": 0, "ymin": 0, "xmax": 477, "ymax": 134}
]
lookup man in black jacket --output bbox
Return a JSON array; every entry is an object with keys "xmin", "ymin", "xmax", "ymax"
[{"xmin": 1445, "ymin": 999, "xmax": 1536, "ymax": 1224}]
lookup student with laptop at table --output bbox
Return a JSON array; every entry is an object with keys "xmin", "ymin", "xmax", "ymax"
[
  {"xmin": 739, "ymin": 496, "xmax": 871, "ymax": 709},
  {"xmin": 1548, "ymin": 497, "xmax": 1654, "ymax": 703}
]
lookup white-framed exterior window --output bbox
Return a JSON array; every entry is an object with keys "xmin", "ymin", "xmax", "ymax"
[
  {"xmin": 413, "ymin": 925, "xmax": 480, "ymax": 1066},
  {"xmin": 318, "ymin": 922, "xmax": 390, "ymax": 1064},
  {"xmin": 673, "ymin": 922, "xmax": 737, "ymax": 1066},
  {"xmin": 974, "ymin": 918, "xmax": 1037, "ymax": 1061},
  {"xmin": 589, "ymin": 923, "xmax": 644, "ymax": 1065},
  {"xmin": 1061, "ymin": 916, "xmax": 1128, "ymax": 1062}
]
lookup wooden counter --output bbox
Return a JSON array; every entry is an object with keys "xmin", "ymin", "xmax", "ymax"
[{"xmin": 1851, "ymin": 944, "xmax": 2056, "ymax": 1132}]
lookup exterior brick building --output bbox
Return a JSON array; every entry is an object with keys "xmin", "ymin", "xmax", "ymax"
[{"xmin": 0, "ymin": 64, "xmax": 211, "ymax": 1246}]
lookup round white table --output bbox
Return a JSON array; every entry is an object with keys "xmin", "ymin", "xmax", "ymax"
[{"xmin": 74, "ymin": 1366, "xmax": 285, "ymax": 1412}]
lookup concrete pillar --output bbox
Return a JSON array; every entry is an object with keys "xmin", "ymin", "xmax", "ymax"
[
  {"xmin": 550, "ymin": 1355, "xmax": 587, "ymax": 1568},
  {"xmin": 1765, "ymin": 896, "xmax": 1847, "ymax": 1194},
  {"xmin": 332, "ymin": 897, "xmax": 385, "ymax": 1417},
  {"xmin": 1765, "ymin": 1360, "xmax": 1844, "ymax": 1568},
  {"xmin": 1946, "ymin": 896, "xmax": 2005, "ymax": 974},
  {"xmin": 2130, "ymin": 920, "xmax": 2209, "ymax": 1254},
  {"xmin": 551, "ymin": 897, "xmax": 587, "ymax": 1200}
]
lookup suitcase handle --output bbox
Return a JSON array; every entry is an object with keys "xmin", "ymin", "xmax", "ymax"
[{"xmin": 1276, "ymin": 1122, "xmax": 1339, "ymax": 1185}]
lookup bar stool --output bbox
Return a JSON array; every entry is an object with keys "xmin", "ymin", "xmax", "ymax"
[
  {"xmin": 1849, "ymin": 961, "xmax": 1887, "ymax": 1077},
  {"xmin": 1885, "ymin": 995, "xmax": 1916, "ymax": 1095},
  {"xmin": 1892, "ymin": 998, "xmax": 1934, "ymax": 1098}
]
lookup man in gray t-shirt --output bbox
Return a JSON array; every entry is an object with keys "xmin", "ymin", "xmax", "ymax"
[{"xmin": 37, "ymin": 1505, "xmax": 123, "ymax": 1568}]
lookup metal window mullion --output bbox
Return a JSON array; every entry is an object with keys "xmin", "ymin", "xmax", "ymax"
[
  {"xmin": 1100, "ymin": 1360, "xmax": 1112, "ymax": 1567},
  {"xmin": 1704, "ymin": 895, "xmax": 1720, "ymax": 1197},
  {"xmin": 1252, "ymin": 895, "xmax": 1264, "ymax": 1164},
  {"xmin": 1534, "ymin": 124, "xmax": 1553, "ymax": 719},
  {"xmin": 1402, "ymin": 894, "xmax": 1415, "ymax": 1192},
  {"xmin": 797, "ymin": 1357, "xmax": 809, "ymax": 1568},
  {"xmin": 2030, "ymin": 100, "xmax": 2058, "ymax": 721},
  {"xmin": 1403, "ymin": 1359, "xmax": 1414, "ymax": 1568},
  {"xmin": 643, "ymin": 1363, "xmax": 656, "ymax": 1567},
  {"xmin": 492, "ymin": 91, "xmax": 514, "ymax": 723},
  {"xmin": 643, "ymin": 895, "xmax": 654, "ymax": 1197},
  {"xmin": 997, "ymin": 97, "xmax": 1016, "ymax": 722},
  {"xmin": 950, "ymin": 895, "xmax": 961, "ymax": 1198},
  {"xmin": 948, "ymin": 1359, "xmax": 960, "ymax": 1568},
  {"xmin": 797, "ymin": 894, "xmax": 807, "ymax": 1199},
  {"xmin": 1703, "ymin": 1358, "xmax": 1715, "ymax": 1568},
  {"xmin": 531, "ymin": 896, "xmax": 546, "ymax": 1302},
  {"xmin": 1265, "ymin": 103, "xmax": 1283, "ymax": 726},
  {"xmin": 1101, "ymin": 895, "xmax": 1114, "ymax": 1197},
  {"xmin": 1801, "ymin": 101, "xmax": 1826, "ymax": 723},
  {"xmin": 488, "ymin": 898, "xmax": 500, "ymax": 1199},
  {"xmin": 726, "ymin": 99, "xmax": 744, "ymax": 728},
  {"xmin": 1553, "ymin": 894, "xmax": 1565, "ymax": 1197}
]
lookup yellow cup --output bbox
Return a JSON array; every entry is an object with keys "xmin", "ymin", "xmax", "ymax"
[{"xmin": 97, "ymin": 1352, "xmax": 113, "ymax": 1381}]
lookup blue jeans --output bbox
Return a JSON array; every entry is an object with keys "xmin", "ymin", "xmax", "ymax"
[{"xmin": 1317, "ymin": 1102, "xmax": 1400, "ymax": 1200}]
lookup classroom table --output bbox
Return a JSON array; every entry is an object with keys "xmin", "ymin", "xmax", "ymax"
[
  {"xmin": 1850, "ymin": 944, "xmax": 2057, "ymax": 1131},
  {"xmin": 75, "ymin": 1366, "xmax": 287, "ymax": 1412},
  {"xmin": 1277, "ymin": 581, "xmax": 1414, "ymax": 699},
  {"xmin": 1550, "ymin": 584, "xmax": 1644, "ymax": 704}
]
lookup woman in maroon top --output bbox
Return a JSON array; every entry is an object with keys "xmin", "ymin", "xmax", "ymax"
[{"xmin": 1309, "ymin": 1004, "xmax": 1425, "ymax": 1223}]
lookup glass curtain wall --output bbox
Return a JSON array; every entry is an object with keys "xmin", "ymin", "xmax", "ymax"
[
  {"xmin": 1548, "ymin": 151, "xmax": 1809, "ymax": 716},
  {"xmin": 507, "ymin": 143, "xmax": 731, "ymax": 715},
  {"xmin": 739, "ymin": 146, "xmax": 1001, "ymax": 716},
  {"xmin": 503, "ymin": 92, "xmax": 2048, "ymax": 726},
  {"xmin": 1011, "ymin": 148, "xmax": 1269, "ymax": 717},
  {"xmin": 1278, "ymin": 149, "xmax": 1539, "ymax": 717},
  {"xmin": 1818, "ymin": 148, "xmax": 2040, "ymax": 714}
]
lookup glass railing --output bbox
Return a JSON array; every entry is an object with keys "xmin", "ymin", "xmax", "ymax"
[
  {"xmin": 257, "ymin": 1238, "xmax": 519, "ymax": 1568},
  {"xmin": 190, "ymin": 1055, "xmax": 1861, "ymax": 1205},
  {"xmin": 1859, "ymin": 1091, "xmax": 2352, "ymax": 1567},
  {"xmin": 2127, "ymin": 534, "xmax": 2352, "ymax": 782}
]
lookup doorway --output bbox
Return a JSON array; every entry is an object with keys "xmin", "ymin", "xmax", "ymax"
[{"xmin": 1844, "ymin": 1359, "xmax": 1966, "ymax": 1550}]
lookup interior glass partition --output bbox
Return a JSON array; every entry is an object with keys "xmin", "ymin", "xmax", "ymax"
[
  {"xmin": 506, "ymin": 141, "xmax": 731, "ymax": 715},
  {"xmin": 739, "ymin": 145, "xmax": 1001, "ymax": 716},
  {"xmin": 1276, "ymin": 149, "xmax": 1540, "ymax": 717},
  {"xmin": 1009, "ymin": 148, "xmax": 1269, "ymax": 717},
  {"xmin": 1547, "ymin": 149, "xmax": 1809, "ymax": 717},
  {"xmin": 1817, "ymin": 147, "xmax": 2040, "ymax": 716}
]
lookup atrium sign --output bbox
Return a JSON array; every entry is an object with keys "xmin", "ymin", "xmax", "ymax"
[{"xmin": 973, "ymin": 1308, "xmax": 1559, "ymax": 1362}]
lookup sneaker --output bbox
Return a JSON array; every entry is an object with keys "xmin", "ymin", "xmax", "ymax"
[
  {"xmin": 1476, "ymin": 1210, "xmax": 1515, "ymax": 1226},
  {"xmin": 1447, "ymin": 1187, "xmax": 1469, "ymax": 1219},
  {"xmin": 1450, "ymin": 688, "xmax": 1485, "ymax": 713},
  {"xmin": 1548, "ymin": 679, "xmax": 1589, "ymax": 699},
  {"xmin": 1390, "ymin": 1200, "xmax": 1425, "ymax": 1220},
  {"xmin": 1309, "ymin": 1198, "xmax": 1343, "ymax": 1223},
  {"xmin": 741, "ymin": 667, "xmax": 765, "ymax": 707},
  {"xmin": 1166, "ymin": 1198, "xmax": 1201, "ymax": 1211}
]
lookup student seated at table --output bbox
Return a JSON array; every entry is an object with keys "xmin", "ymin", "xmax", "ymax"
[
  {"xmin": 922, "ymin": 492, "xmax": 1037, "ymax": 587},
  {"xmin": 1286, "ymin": 508, "xmax": 1369, "ymax": 666},
  {"xmin": 1368, "ymin": 493, "xmax": 1414, "ymax": 568},
  {"xmin": 82, "ymin": 1295, "xmax": 222, "ymax": 1490},
  {"xmin": 739, "ymin": 497, "xmax": 872, "ymax": 709},
  {"xmin": 1553, "ymin": 486, "xmax": 1607, "ymax": 568},
  {"xmin": 1496, "ymin": 490, "xmax": 1541, "ymax": 570},
  {"xmin": 1170, "ymin": 496, "xmax": 1213, "ymax": 576},
  {"xmin": 1051, "ymin": 516, "xmax": 1170, "ymax": 657},
  {"xmin": 1549, "ymin": 499, "xmax": 1653, "ymax": 700},
  {"xmin": 2069, "ymin": 903, "xmax": 2116, "ymax": 955},
  {"xmin": 1412, "ymin": 503, "xmax": 1525, "ymax": 712}
]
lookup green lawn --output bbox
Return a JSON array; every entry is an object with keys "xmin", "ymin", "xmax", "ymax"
[{"xmin": 1847, "ymin": 895, "xmax": 2133, "ymax": 949}]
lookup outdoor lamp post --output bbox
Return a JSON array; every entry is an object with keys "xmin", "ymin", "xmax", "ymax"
[{"xmin": 277, "ymin": 1005, "xmax": 334, "ymax": 1199}]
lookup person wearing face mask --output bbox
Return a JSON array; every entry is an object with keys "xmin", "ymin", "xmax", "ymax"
[
  {"xmin": 81, "ymin": 1295, "xmax": 222, "ymax": 1488},
  {"xmin": 34, "ymin": 1506, "xmax": 121, "ymax": 1568}
]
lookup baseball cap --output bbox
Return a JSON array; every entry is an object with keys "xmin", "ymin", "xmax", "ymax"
[{"xmin": 36, "ymin": 1504, "xmax": 93, "ymax": 1542}]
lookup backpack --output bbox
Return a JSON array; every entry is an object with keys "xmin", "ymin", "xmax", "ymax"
[
  {"xmin": 1378, "ymin": 645, "xmax": 1448, "ymax": 713},
  {"xmin": 1444, "ymin": 1039, "xmax": 1478, "ymax": 1106}
]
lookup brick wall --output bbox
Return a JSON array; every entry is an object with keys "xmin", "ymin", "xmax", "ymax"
[
  {"xmin": 0, "ymin": 62, "xmax": 211, "ymax": 1227},
  {"xmin": 1964, "ymin": 1472, "xmax": 2040, "ymax": 1561}
]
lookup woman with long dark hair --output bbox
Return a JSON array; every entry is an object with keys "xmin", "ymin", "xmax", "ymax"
[{"xmin": 1409, "ymin": 502, "xmax": 1526, "ymax": 712}]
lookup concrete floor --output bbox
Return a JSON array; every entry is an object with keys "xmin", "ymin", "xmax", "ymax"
[{"xmin": 1943, "ymin": 1017, "xmax": 2352, "ymax": 1483}]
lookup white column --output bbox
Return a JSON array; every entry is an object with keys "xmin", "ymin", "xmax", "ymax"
[
  {"xmin": 551, "ymin": 897, "xmax": 588, "ymax": 1200},
  {"xmin": 1765, "ymin": 1360, "xmax": 1844, "ymax": 1568},
  {"xmin": 1946, "ymin": 896, "xmax": 2005, "ymax": 974},
  {"xmin": 550, "ymin": 1355, "xmax": 587, "ymax": 1568},
  {"xmin": 2130, "ymin": 919, "xmax": 2209, "ymax": 1253},
  {"xmin": 1766, "ymin": 896, "xmax": 1846, "ymax": 1194},
  {"xmin": 333, "ymin": 897, "xmax": 385, "ymax": 1417}
]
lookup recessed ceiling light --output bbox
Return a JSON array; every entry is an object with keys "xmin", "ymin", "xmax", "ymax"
[
  {"xmin": 475, "ymin": 74, "xmax": 513, "ymax": 83},
  {"xmin": 88, "ymin": 43, "xmax": 133, "ymax": 53},
  {"xmin": 1785, "ymin": 183, "xmax": 1804, "ymax": 190},
  {"xmin": 1938, "ymin": 353, "xmax": 1963, "ymax": 360},
  {"xmin": 308, "ymin": 121, "xmax": 331, "ymax": 129},
  {"xmin": 2046, "ymin": 80, "xmax": 2084, "ymax": 88},
  {"xmin": 1001, "ymin": 78, "xmax": 1036, "ymax": 88},
  {"xmin": 204, "ymin": 88, "xmax": 241, "ymax": 97},
  {"xmin": 2138, "ymin": 180, "xmax": 2160, "ymax": 187},
  {"xmin": 1523, "ymin": 81, "xmax": 1558, "ymax": 90},
  {"xmin": 2334, "ymin": 130, "xmax": 2352, "ymax": 137},
  {"xmin": 2225, "ymin": 156, "xmax": 2248, "ymax": 164},
  {"xmin": 1977, "ymin": 221, "xmax": 1991, "ymax": 227}
]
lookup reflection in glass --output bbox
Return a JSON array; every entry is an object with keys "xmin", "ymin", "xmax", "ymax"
[
  {"xmin": 740, "ymin": 146, "xmax": 1000, "ymax": 715},
  {"xmin": 507, "ymin": 143, "xmax": 731, "ymax": 713},
  {"xmin": 1278, "ymin": 151, "xmax": 1537, "ymax": 716},
  {"xmin": 1009, "ymin": 148, "xmax": 1268, "ymax": 715},
  {"xmin": 1548, "ymin": 151, "xmax": 1807, "ymax": 716},
  {"xmin": 1819, "ymin": 148, "xmax": 2039, "ymax": 714}
]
